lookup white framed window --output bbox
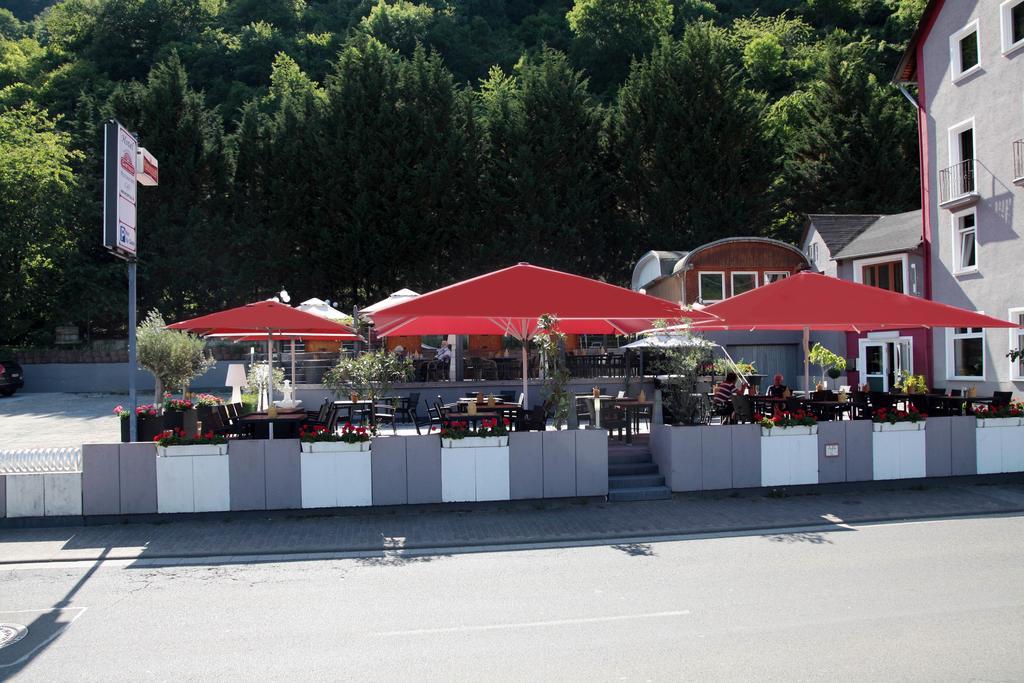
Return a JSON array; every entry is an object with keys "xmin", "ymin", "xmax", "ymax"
[
  {"xmin": 1001, "ymin": 0, "xmax": 1024, "ymax": 55},
  {"xmin": 698, "ymin": 272, "xmax": 725, "ymax": 303},
  {"xmin": 952, "ymin": 209, "xmax": 978, "ymax": 274},
  {"xmin": 1009, "ymin": 307, "xmax": 1024, "ymax": 381},
  {"xmin": 764, "ymin": 271, "xmax": 789, "ymax": 285},
  {"xmin": 951, "ymin": 19, "xmax": 981, "ymax": 82},
  {"xmin": 806, "ymin": 242, "xmax": 818, "ymax": 264},
  {"xmin": 730, "ymin": 272, "xmax": 757, "ymax": 297},
  {"xmin": 852, "ymin": 253, "xmax": 909, "ymax": 293},
  {"xmin": 947, "ymin": 326, "xmax": 986, "ymax": 380}
]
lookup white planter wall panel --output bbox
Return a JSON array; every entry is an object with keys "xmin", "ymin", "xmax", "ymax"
[
  {"xmin": 157, "ymin": 453, "xmax": 231, "ymax": 513},
  {"xmin": 872, "ymin": 430, "xmax": 926, "ymax": 480},
  {"xmin": 300, "ymin": 451, "xmax": 373, "ymax": 508},
  {"xmin": 975, "ymin": 423, "xmax": 1024, "ymax": 474},
  {"xmin": 760, "ymin": 435, "xmax": 818, "ymax": 486},
  {"xmin": 474, "ymin": 447, "xmax": 511, "ymax": 501},
  {"xmin": 441, "ymin": 448, "xmax": 476, "ymax": 502}
]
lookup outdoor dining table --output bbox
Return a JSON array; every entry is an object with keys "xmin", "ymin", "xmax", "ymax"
[
  {"xmin": 236, "ymin": 408, "xmax": 306, "ymax": 439},
  {"xmin": 609, "ymin": 399, "xmax": 653, "ymax": 445},
  {"xmin": 333, "ymin": 399, "xmax": 374, "ymax": 424}
]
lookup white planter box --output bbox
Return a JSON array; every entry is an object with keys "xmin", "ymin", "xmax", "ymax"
[
  {"xmin": 761, "ymin": 425, "xmax": 818, "ymax": 437},
  {"xmin": 441, "ymin": 446, "xmax": 510, "ymax": 502},
  {"xmin": 157, "ymin": 444, "xmax": 227, "ymax": 457},
  {"xmin": 872, "ymin": 429, "xmax": 926, "ymax": 480},
  {"xmin": 156, "ymin": 447, "xmax": 229, "ymax": 513},
  {"xmin": 976, "ymin": 423, "xmax": 1024, "ymax": 474},
  {"xmin": 872, "ymin": 421, "xmax": 926, "ymax": 432},
  {"xmin": 975, "ymin": 417, "xmax": 1022, "ymax": 428},
  {"xmin": 442, "ymin": 436, "xmax": 509, "ymax": 449},
  {"xmin": 300, "ymin": 449, "xmax": 372, "ymax": 508},
  {"xmin": 761, "ymin": 434, "xmax": 818, "ymax": 486},
  {"xmin": 301, "ymin": 440, "xmax": 370, "ymax": 453}
]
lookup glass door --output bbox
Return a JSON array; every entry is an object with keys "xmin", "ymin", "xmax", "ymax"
[{"xmin": 862, "ymin": 341, "xmax": 888, "ymax": 392}]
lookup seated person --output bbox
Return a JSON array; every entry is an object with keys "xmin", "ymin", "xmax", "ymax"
[
  {"xmin": 435, "ymin": 340, "xmax": 452, "ymax": 363},
  {"xmin": 766, "ymin": 374, "xmax": 788, "ymax": 397},
  {"xmin": 712, "ymin": 372, "xmax": 738, "ymax": 420}
]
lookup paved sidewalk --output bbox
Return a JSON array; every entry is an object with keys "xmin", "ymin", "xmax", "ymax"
[{"xmin": 2, "ymin": 480, "xmax": 1023, "ymax": 565}]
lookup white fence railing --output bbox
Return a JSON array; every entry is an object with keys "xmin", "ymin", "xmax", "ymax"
[{"xmin": 0, "ymin": 447, "xmax": 83, "ymax": 474}]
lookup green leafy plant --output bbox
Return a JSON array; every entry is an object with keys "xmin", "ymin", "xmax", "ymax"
[
  {"xmin": 808, "ymin": 343, "xmax": 845, "ymax": 385},
  {"xmin": 153, "ymin": 427, "xmax": 226, "ymax": 446},
  {"xmin": 245, "ymin": 362, "xmax": 285, "ymax": 405},
  {"xmin": 756, "ymin": 409, "xmax": 817, "ymax": 429},
  {"xmin": 322, "ymin": 350, "xmax": 413, "ymax": 404},
  {"xmin": 136, "ymin": 310, "xmax": 215, "ymax": 411},
  {"xmin": 873, "ymin": 405, "xmax": 926, "ymax": 423},
  {"xmin": 533, "ymin": 314, "xmax": 572, "ymax": 429},
  {"xmin": 712, "ymin": 357, "xmax": 756, "ymax": 377},
  {"xmin": 439, "ymin": 418, "xmax": 510, "ymax": 440},
  {"xmin": 649, "ymin": 320, "xmax": 712, "ymax": 426},
  {"xmin": 894, "ymin": 371, "xmax": 928, "ymax": 394}
]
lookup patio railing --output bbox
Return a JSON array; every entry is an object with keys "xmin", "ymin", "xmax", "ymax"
[{"xmin": 0, "ymin": 447, "xmax": 82, "ymax": 474}]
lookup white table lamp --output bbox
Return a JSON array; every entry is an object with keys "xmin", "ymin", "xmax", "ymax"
[{"xmin": 225, "ymin": 363, "xmax": 247, "ymax": 404}]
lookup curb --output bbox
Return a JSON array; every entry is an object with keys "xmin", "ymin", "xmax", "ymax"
[{"xmin": 2, "ymin": 505, "xmax": 1022, "ymax": 567}]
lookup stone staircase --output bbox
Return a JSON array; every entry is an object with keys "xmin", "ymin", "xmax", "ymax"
[{"xmin": 607, "ymin": 443, "xmax": 671, "ymax": 502}]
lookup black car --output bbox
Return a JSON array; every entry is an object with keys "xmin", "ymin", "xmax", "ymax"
[{"xmin": 0, "ymin": 360, "xmax": 24, "ymax": 396}]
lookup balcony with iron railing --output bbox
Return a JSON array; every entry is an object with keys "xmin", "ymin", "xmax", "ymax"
[
  {"xmin": 1014, "ymin": 139, "xmax": 1024, "ymax": 186},
  {"xmin": 938, "ymin": 158, "xmax": 979, "ymax": 209}
]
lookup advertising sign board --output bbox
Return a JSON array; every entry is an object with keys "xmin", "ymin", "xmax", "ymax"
[{"xmin": 103, "ymin": 120, "xmax": 138, "ymax": 258}]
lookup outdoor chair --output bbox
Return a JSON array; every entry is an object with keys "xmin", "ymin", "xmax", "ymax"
[
  {"xmin": 869, "ymin": 392, "xmax": 894, "ymax": 412},
  {"xmin": 516, "ymin": 393, "xmax": 525, "ymax": 408},
  {"xmin": 599, "ymin": 403, "xmax": 628, "ymax": 440},
  {"xmin": 397, "ymin": 392, "xmax": 421, "ymax": 435},
  {"xmin": 731, "ymin": 395, "xmax": 754, "ymax": 424},
  {"xmin": 993, "ymin": 391, "xmax": 1013, "ymax": 408},
  {"xmin": 785, "ymin": 397, "xmax": 805, "ymax": 414},
  {"xmin": 498, "ymin": 391, "xmax": 516, "ymax": 403},
  {"xmin": 307, "ymin": 398, "xmax": 330, "ymax": 422},
  {"xmin": 516, "ymin": 406, "xmax": 548, "ymax": 432},
  {"xmin": 575, "ymin": 397, "xmax": 592, "ymax": 428},
  {"xmin": 373, "ymin": 403, "xmax": 397, "ymax": 435},
  {"xmin": 426, "ymin": 403, "xmax": 444, "ymax": 433},
  {"xmin": 849, "ymin": 392, "xmax": 871, "ymax": 420}
]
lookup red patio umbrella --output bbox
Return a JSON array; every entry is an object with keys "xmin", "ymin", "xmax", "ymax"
[
  {"xmin": 168, "ymin": 301, "xmax": 360, "ymax": 407},
  {"xmin": 683, "ymin": 272, "xmax": 1019, "ymax": 392},
  {"xmin": 367, "ymin": 263, "xmax": 708, "ymax": 404}
]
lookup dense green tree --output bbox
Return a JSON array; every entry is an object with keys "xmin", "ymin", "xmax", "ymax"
[
  {"xmin": 612, "ymin": 23, "xmax": 776, "ymax": 256},
  {"xmin": 0, "ymin": 103, "xmax": 80, "ymax": 343},
  {"xmin": 773, "ymin": 37, "xmax": 918, "ymax": 233},
  {"xmin": 566, "ymin": 0, "xmax": 673, "ymax": 94}
]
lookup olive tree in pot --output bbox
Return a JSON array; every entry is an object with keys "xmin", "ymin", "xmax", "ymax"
[
  {"xmin": 323, "ymin": 350, "xmax": 414, "ymax": 413},
  {"xmin": 136, "ymin": 310, "xmax": 215, "ymax": 413},
  {"xmin": 649, "ymin": 321, "xmax": 711, "ymax": 426},
  {"xmin": 809, "ymin": 343, "xmax": 846, "ymax": 390}
]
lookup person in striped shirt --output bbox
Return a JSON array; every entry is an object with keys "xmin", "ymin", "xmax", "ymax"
[{"xmin": 713, "ymin": 372, "xmax": 738, "ymax": 422}]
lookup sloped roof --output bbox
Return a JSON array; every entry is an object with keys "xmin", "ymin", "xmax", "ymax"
[
  {"xmin": 805, "ymin": 214, "xmax": 882, "ymax": 255},
  {"xmin": 894, "ymin": 0, "xmax": 944, "ymax": 83},
  {"xmin": 632, "ymin": 250, "xmax": 688, "ymax": 290},
  {"xmin": 832, "ymin": 210, "xmax": 923, "ymax": 261}
]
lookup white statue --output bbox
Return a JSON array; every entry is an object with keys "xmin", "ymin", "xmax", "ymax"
[{"xmin": 274, "ymin": 379, "xmax": 302, "ymax": 410}]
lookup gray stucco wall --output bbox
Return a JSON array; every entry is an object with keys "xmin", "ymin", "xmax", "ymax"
[
  {"xmin": 922, "ymin": 1, "xmax": 1024, "ymax": 393},
  {"xmin": 800, "ymin": 224, "xmax": 837, "ymax": 277},
  {"xmin": 20, "ymin": 362, "xmax": 232, "ymax": 394}
]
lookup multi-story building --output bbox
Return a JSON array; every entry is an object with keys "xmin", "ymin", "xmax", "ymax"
[
  {"xmin": 802, "ymin": 211, "xmax": 928, "ymax": 391},
  {"xmin": 896, "ymin": 0, "xmax": 1024, "ymax": 393}
]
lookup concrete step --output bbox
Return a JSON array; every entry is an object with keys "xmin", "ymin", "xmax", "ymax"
[
  {"xmin": 608, "ymin": 462, "xmax": 660, "ymax": 476},
  {"xmin": 607, "ymin": 486, "xmax": 672, "ymax": 502},
  {"xmin": 608, "ymin": 451, "xmax": 653, "ymax": 465},
  {"xmin": 609, "ymin": 474, "xmax": 666, "ymax": 489}
]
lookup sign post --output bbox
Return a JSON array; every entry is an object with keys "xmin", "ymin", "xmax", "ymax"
[{"xmin": 103, "ymin": 120, "xmax": 156, "ymax": 441}]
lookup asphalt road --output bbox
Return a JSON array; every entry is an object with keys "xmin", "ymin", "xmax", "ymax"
[{"xmin": 1, "ymin": 514, "xmax": 1022, "ymax": 681}]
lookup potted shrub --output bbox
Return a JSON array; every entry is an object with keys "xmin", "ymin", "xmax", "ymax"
[
  {"xmin": 300, "ymin": 422, "xmax": 372, "ymax": 452},
  {"xmin": 872, "ymin": 405, "xmax": 927, "ymax": 431},
  {"xmin": 440, "ymin": 418, "xmax": 510, "ymax": 448},
  {"xmin": 809, "ymin": 343, "xmax": 846, "ymax": 390},
  {"xmin": 161, "ymin": 393, "xmax": 197, "ymax": 434},
  {"xmin": 299, "ymin": 423, "xmax": 374, "ymax": 508},
  {"xmin": 153, "ymin": 427, "xmax": 227, "ymax": 456},
  {"xmin": 115, "ymin": 403, "xmax": 164, "ymax": 443},
  {"xmin": 193, "ymin": 393, "xmax": 224, "ymax": 430},
  {"xmin": 973, "ymin": 402, "xmax": 1023, "ymax": 428},
  {"xmin": 136, "ymin": 310, "xmax": 215, "ymax": 410},
  {"xmin": 756, "ymin": 409, "xmax": 818, "ymax": 437}
]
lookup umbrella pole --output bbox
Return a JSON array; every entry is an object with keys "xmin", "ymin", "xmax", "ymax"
[
  {"xmin": 522, "ymin": 343, "xmax": 528, "ymax": 408},
  {"xmin": 267, "ymin": 331, "xmax": 273, "ymax": 411},
  {"xmin": 803, "ymin": 326, "xmax": 810, "ymax": 395},
  {"xmin": 290, "ymin": 338, "xmax": 297, "ymax": 385}
]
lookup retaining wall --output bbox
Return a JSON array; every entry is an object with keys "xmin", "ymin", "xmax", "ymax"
[{"xmin": 1, "ymin": 431, "xmax": 609, "ymax": 522}]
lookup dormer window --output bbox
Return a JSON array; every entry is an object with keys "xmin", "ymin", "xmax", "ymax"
[{"xmin": 951, "ymin": 20, "xmax": 981, "ymax": 82}]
